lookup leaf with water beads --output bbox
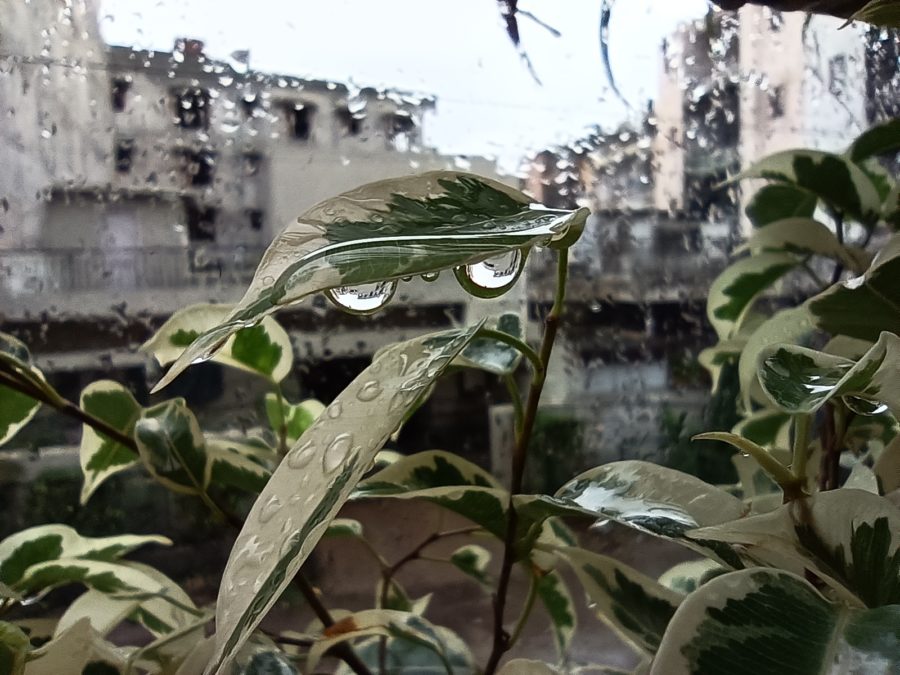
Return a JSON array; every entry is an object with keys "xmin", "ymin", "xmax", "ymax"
[{"xmin": 152, "ymin": 172, "xmax": 588, "ymax": 392}]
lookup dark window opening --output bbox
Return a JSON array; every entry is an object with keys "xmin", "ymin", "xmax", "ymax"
[
  {"xmin": 173, "ymin": 87, "xmax": 209, "ymax": 129},
  {"xmin": 246, "ymin": 209, "xmax": 264, "ymax": 231},
  {"xmin": 387, "ymin": 112, "xmax": 415, "ymax": 136},
  {"xmin": 243, "ymin": 152, "xmax": 263, "ymax": 177},
  {"xmin": 114, "ymin": 139, "xmax": 134, "ymax": 173},
  {"xmin": 768, "ymin": 85, "xmax": 785, "ymax": 119},
  {"xmin": 111, "ymin": 78, "xmax": 131, "ymax": 112},
  {"xmin": 185, "ymin": 200, "xmax": 217, "ymax": 242},
  {"xmin": 829, "ymin": 55, "xmax": 848, "ymax": 98},
  {"xmin": 285, "ymin": 103, "xmax": 314, "ymax": 140},
  {"xmin": 336, "ymin": 106, "xmax": 363, "ymax": 136},
  {"xmin": 685, "ymin": 169, "xmax": 735, "ymax": 219},
  {"xmin": 767, "ymin": 9, "xmax": 784, "ymax": 32},
  {"xmin": 180, "ymin": 150, "xmax": 215, "ymax": 187}
]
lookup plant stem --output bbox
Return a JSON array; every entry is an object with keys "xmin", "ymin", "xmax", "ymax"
[
  {"xmin": 484, "ymin": 250, "xmax": 569, "ymax": 675},
  {"xmin": 503, "ymin": 373, "xmax": 525, "ymax": 433},
  {"xmin": 0, "ymin": 364, "xmax": 375, "ymax": 675},
  {"xmin": 830, "ymin": 210, "xmax": 845, "ymax": 285},
  {"xmin": 507, "ymin": 573, "xmax": 538, "ymax": 648},
  {"xmin": 792, "ymin": 414, "xmax": 812, "ymax": 486}
]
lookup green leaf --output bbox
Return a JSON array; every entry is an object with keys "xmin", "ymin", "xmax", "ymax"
[
  {"xmin": 324, "ymin": 518, "xmax": 365, "ymax": 539},
  {"xmin": 0, "ymin": 333, "xmax": 43, "ymax": 447},
  {"xmin": 142, "ymin": 304, "xmax": 294, "ymax": 384},
  {"xmin": 745, "ymin": 184, "xmax": 817, "ymax": 228},
  {"xmin": 698, "ymin": 338, "xmax": 744, "ymax": 393},
  {"xmin": 807, "ymin": 234, "xmax": 900, "ymax": 341},
  {"xmin": 707, "ymin": 253, "xmax": 799, "ymax": 341},
  {"xmin": 242, "ymin": 651, "xmax": 298, "ymax": 675},
  {"xmin": 737, "ymin": 306, "xmax": 815, "ymax": 409},
  {"xmin": 650, "ymin": 569, "xmax": 900, "ymax": 675},
  {"xmin": 134, "ymin": 399, "xmax": 209, "ymax": 495},
  {"xmin": 15, "ymin": 558, "xmax": 173, "ymax": 598},
  {"xmin": 687, "ymin": 489, "xmax": 900, "ymax": 608},
  {"xmin": 307, "ymin": 610, "xmax": 474, "ymax": 675},
  {"xmin": 848, "ymin": 0, "xmax": 900, "ymax": 29},
  {"xmin": 558, "ymin": 546, "xmax": 681, "ymax": 656},
  {"xmin": 209, "ymin": 326, "xmax": 481, "ymax": 673},
  {"xmin": 744, "ymin": 218, "xmax": 867, "ymax": 273},
  {"xmin": 731, "ymin": 409, "xmax": 791, "ymax": 450},
  {"xmin": 733, "ymin": 149, "xmax": 883, "ymax": 225},
  {"xmin": 454, "ymin": 313, "xmax": 524, "ymax": 376},
  {"xmin": 355, "ymin": 450, "xmax": 502, "ymax": 495},
  {"xmin": 205, "ymin": 439, "xmax": 272, "ymax": 494},
  {"xmin": 151, "ymin": 172, "xmax": 588, "ymax": 392},
  {"xmin": 0, "ymin": 621, "xmax": 29, "ymax": 675},
  {"xmin": 758, "ymin": 331, "xmax": 900, "ymax": 417},
  {"xmin": 334, "ymin": 627, "xmax": 475, "ymax": 675},
  {"xmin": 848, "ymin": 118, "xmax": 900, "ymax": 163},
  {"xmin": 555, "ymin": 461, "xmax": 746, "ymax": 567},
  {"xmin": 0, "ymin": 525, "xmax": 169, "ymax": 587},
  {"xmin": 24, "ymin": 619, "xmax": 127, "ymax": 675},
  {"xmin": 535, "ymin": 570, "xmax": 577, "ymax": 658},
  {"xmin": 448, "ymin": 545, "xmax": 491, "ymax": 586},
  {"xmin": 78, "ymin": 381, "xmax": 142, "ymax": 504},
  {"xmin": 657, "ymin": 559, "xmax": 725, "ymax": 595},
  {"xmin": 263, "ymin": 395, "xmax": 324, "ymax": 446}
]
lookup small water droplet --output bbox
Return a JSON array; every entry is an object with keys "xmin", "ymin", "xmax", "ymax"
[
  {"xmin": 421, "ymin": 271, "xmax": 440, "ymax": 282},
  {"xmin": 357, "ymin": 380, "xmax": 382, "ymax": 402},
  {"xmin": 327, "ymin": 401, "xmax": 342, "ymax": 418},
  {"xmin": 259, "ymin": 495, "xmax": 282, "ymax": 524},
  {"xmin": 323, "ymin": 433, "xmax": 353, "ymax": 472},
  {"xmin": 286, "ymin": 439, "xmax": 316, "ymax": 469},
  {"xmin": 326, "ymin": 280, "xmax": 397, "ymax": 315},
  {"xmin": 454, "ymin": 250, "xmax": 524, "ymax": 298}
]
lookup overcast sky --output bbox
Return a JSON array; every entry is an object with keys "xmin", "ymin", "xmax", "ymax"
[{"xmin": 99, "ymin": 0, "xmax": 709, "ymax": 171}]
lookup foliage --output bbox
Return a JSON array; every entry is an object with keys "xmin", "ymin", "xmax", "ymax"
[{"xmin": 0, "ymin": 123, "xmax": 898, "ymax": 675}]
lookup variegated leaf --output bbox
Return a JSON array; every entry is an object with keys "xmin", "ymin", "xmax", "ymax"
[
  {"xmin": 78, "ymin": 381, "xmax": 142, "ymax": 504},
  {"xmin": 650, "ymin": 569, "xmax": 900, "ymax": 675},
  {"xmin": 307, "ymin": 610, "xmax": 474, "ymax": 674},
  {"xmin": 355, "ymin": 450, "xmax": 502, "ymax": 494},
  {"xmin": 206, "ymin": 440, "xmax": 272, "ymax": 494},
  {"xmin": 808, "ymin": 234, "xmax": 900, "ymax": 342},
  {"xmin": 454, "ymin": 312, "xmax": 524, "ymax": 376},
  {"xmin": 152, "ymin": 172, "xmax": 588, "ymax": 392},
  {"xmin": 0, "ymin": 621, "xmax": 29, "ymax": 675},
  {"xmin": 758, "ymin": 331, "xmax": 900, "ymax": 418},
  {"xmin": 324, "ymin": 518, "xmax": 365, "ymax": 539},
  {"xmin": 657, "ymin": 559, "xmax": 725, "ymax": 595},
  {"xmin": 744, "ymin": 218, "xmax": 867, "ymax": 273},
  {"xmin": 848, "ymin": 118, "xmax": 900, "ymax": 163},
  {"xmin": 242, "ymin": 652, "xmax": 298, "ymax": 675},
  {"xmin": 24, "ymin": 618, "xmax": 128, "ymax": 675},
  {"xmin": 733, "ymin": 149, "xmax": 883, "ymax": 225},
  {"xmin": 744, "ymin": 183, "xmax": 817, "ymax": 228},
  {"xmin": 558, "ymin": 546, "xmax": 682, "ymax": 656},
  {"xmin": 448, "ymin": 545, "xmax": 491, "ymax": 587},
  {"xmin": 16, "ymin": 558, "xmax": 172, "ymax": 598},
  {"xmin": 687, "ymin": 489, "xmax": 900, "ymax": 608},
  {"xmin": 143, "ymin": 304, "xmax": 294, "ymax": 383},
  {"xmin": 0, "ymin": 333, "xmax": 43, "ymax": 447},
  {"xmin": 555, "ymin": 461, "xmax": 746, "ymax": 567},
  {"xmin": 535, "ymin": 569, "xmax": 577, "ymax": 658},
  {"xmin": 498, "ymin": 661, "xmax": 560, "ymax": 675},
  {"xmin": 134, "ymin": 399, "xmax": 209, "ymax": 495},
  {"xmin": 0, "ymin": 525, "xmax": 169, "ymax": 588},
  {"xmin": 264, "ymin": 395, "xmax": 324, "ymax": 446},
  {"xmin": 707, "ymin": 252, "xmax": 799, "ymax": 341},
  {"xmin": 209, "ymin": 327, "xmax": 481, "ymax": 673}
]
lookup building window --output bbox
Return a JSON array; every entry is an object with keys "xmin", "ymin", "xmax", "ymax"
[
  {"xmin": 114, "ymin": 139, "xmax": 134, "ymax": 173},
  {"xmin": 173, "ymin": 87, "xmax": 209, "ymax": 129},
  {"xmin": 242, "ymin": 152, "xmax": 263, "ymax": 177},
  {"xmin": 180, "ymin": 150, "xmax": 215, "ymax": 187},
  {"xmin": 246, "ymin": 208, "xmax": 264, "ymax": 231},
  {"xmin": 768, "ymin": 85, "xmax": 785, "ymax": 118},
  {"xmin": 111, "ymin": 77, "xmax": 131, "ymax": 112},
  {"xmin": 829, "ymin": 55, "xmax": 848, "ymax": 97},
  {"xmin": 185, "ymin": 200, "xmax": 217, "ymax": 242},
  {"xmin": 335, "ymin": 106, "xmax": 363, "ymax": 136},
  {"xmin": 767, "ymin": 9, "xmax": 784, "ymax": 32},
  {"xmin": 385, "ymin": 111, "xmax": 416, "ymax": 150},
  {"xmin": 284, "ymin": 102, "xmax": 315, "ymax": 140}
]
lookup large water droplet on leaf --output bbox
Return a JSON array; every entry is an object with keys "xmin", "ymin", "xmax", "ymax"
[
  {"xmin": 286, "ymin": 440, "xmax": 316, "ymax": 469},
  {"xmin": 454, "ymin": 250, "xmax": 525, "ymax": 298},
  {"xmin": 326, "ymin": 281, "xmax": 397, "ymax": 315},
  {"xmin": 356, "ymin": 379, "xmax": 382, "ymax": 402},
  {"xmin": 323, "ymin": 433, "xmax": 353, "ymax": 472}
]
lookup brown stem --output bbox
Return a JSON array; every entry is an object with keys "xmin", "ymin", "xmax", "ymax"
[
  {"xmin": 0, "ymin": 365, "xmax": 374, "ymax": 675},
  {"xmin": 484, "ymin": 250, "xmax": 568, "ymax": 675}
]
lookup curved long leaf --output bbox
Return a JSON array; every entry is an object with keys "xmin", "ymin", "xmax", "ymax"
[
  {"xmin": 24, "ymin": 618, "xmax": 128, "ymax": 675},
  {"xmin": 686, "ymin": 489, "xmax": 900, "ymax": 608},
  {"xmin": 143, "ymin": 304, "xmax": 294, "ymax": 383},
  {"xmin": 558, "ymin": 546, "xmax": 681, "ymax": 657},
  {"xmin": 745, "ymin": 218, "xmax": 867, "ymax": 273},
  {"xmin": 650, "ymin": 569, "xmax": 900, "ymax": 675},
  {"xmin": 733, "ymin": 149, "xmax": 883, "ymax": 225},
  {"xmin": 152, "ymin": 172, "xmax": 588, "ymax": 392},
  {"xmin": 758, "ymin": 331, "xmax": 900, "ymax": 417},
  {"xmin": 535, "ymin": 570, "xmax": 577, "ymax": 658},
  {"xmin": 0, "ymin": 333, "xmax": 43, "ymax": 447},
  {"xmin": 134, "ymin": 400, "xmax": 209, "ymax": 495},
  {"xmin": 745, "ymin": 183, "xmax": 817, "ymax": 228},
  {"xmin": 807, "ymin": 234, "xmax": 900, "ymax": 341},
  {"xmin": 454, "ymin": 312, "xmax": 524, "ymax": 376},
  {"xmin": 0, "ymin": 525, "xmax": 169, "ymax": 587},
  {"xmin": 16, "ymin": 558, "xmax": 171, "ymax": 598},
  {"xmin": 208, "ymin": 327, "xmax": 481, "ymax": 673},
  {"xmin": 707, "ymin": 253, "xmax": 799, "ymax": 341},
  {"xmin": 355, "ymin": 450, "xmax": 502, "ymax": 494},
  {"xmin": 79, "ymin": 381, "xmax": 142, "ymax": 504},
  {"xmin": 555, "ymin": 461, "xmax": 746, "ymax": 567},
  {"xmin": 849, "ymin": 0, "xmax": 900, "ymax": 30},
  {"xmin": 657, "ymin": 559, "xmax": 724, "ymax": 595},
  {"xmin": 848, "ymin": 118, "xmax": 900, "ymax": 163},
  {"xmin": 0, "ymin": 621, "xmax": 29, "ymax": 675}
]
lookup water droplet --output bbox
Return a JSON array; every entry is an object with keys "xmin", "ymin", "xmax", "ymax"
[
  {"xmin": 357, "ymin": 380, "xmax": 382, "ymax": 402},
  {"xmin": 323, "ymin": 433, "xmax": 353, "ymax": 472},
  {"xmin": 286, "ymin": 440, "xmax": 316, "ymax": 469},
  {"xmin": 326, "ymin": 280, "xmax": 397, "ymax": 315},
  {"xmin": 454, "ymin": 250, "xmax": 524, "ymax": 298},
  {"xmin": 259, "ymin": 495, "xmax": 282, "ymax": 524},
  {"xmin": 421, "ymin": 271, "xmax": 440, "ymax": 282},
  {"xmin": 327, "ymin": 401, "xmax": 342, "ymax": 418}
]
